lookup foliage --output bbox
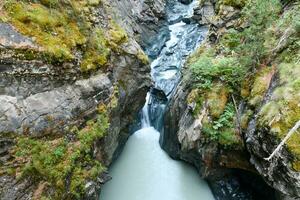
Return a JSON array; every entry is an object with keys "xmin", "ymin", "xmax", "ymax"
[
  {"xmin": 213, "ymin": 103, "xmax": 235, "ymax": 130},
  {"xmin": 189, "ymin": 0, "xmax": 283, "ymax": 109},
  {"xmin": 13, "ymin": 109, "xmax": 109, "ymax": 199},
  {"xmin": 190, "ymin": 0, "xmax": 300, "ymax": 168},
  {"xmin": 251, "ymin": 4, "xmax": 300, "ymax": 170},
  {"xmin": 190, "ymin": 49, "xmax": 246, "ymax": 90},
  {"xmin": 219, "ymin": 0, "xmax": 281, "ymax": 66},
  {"xmin": 202, "ymin": 103, "xmax": 243, "ymax": 149}
]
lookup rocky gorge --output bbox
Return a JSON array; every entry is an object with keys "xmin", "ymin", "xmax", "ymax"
[
  {"xmin": 0, "ymin": 0, "xmax": 300, "ymax": 200},
  {"xmin": 0, "ymin": 0, "xmax": 163, "ymax": 199},
  {"xmin": 162, "ymin": 0, "xmax": 300, "ymax": 199}
]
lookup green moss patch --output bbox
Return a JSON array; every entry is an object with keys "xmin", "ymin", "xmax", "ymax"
[
  {"xmin": 258, "ymin": 63, "xmax": 300, "ymax": 171},
  {"xmin": 4, "ymin": 1, "xmax": 87, "ymax": 62},
  {"xmin": 80, "ymin": 21, "xmax": 129, "ymax": 71},
  {"xmin": 187, "ymin": 82, "xmax": 243, "ymax": 149},
  {"xmin": 8, "ymin": 105, "xmax": 109, "ymax": 199},
  {"xmin": 207, "ymin": 83, "xmax": 229, "ymax": 118},
  {"xmin": 249, "ymin": 66, "xmax": 275, "ymax": 106},
  {"xmin": 217, "ymin": 0, "xmax": 248, "ymax": 8},
  {"xmin": 2, "ymin": 0, "xmax": 132, "ymax": 72},
  {"xmin": 80, "ymin": 28, "xmax": 110, "ymax": 71}
]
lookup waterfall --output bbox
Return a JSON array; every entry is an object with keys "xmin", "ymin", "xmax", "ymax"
[
  {"xmin": 141, "ymin": 92, "xmax": 151, "ymax": 128},
  {"xmin": 100, "ymin": 1, "xmax": 213, "ymax": 199},
  {"xmin": 143, "ymin": 0, "xmax": 207, "ymax": 131}
]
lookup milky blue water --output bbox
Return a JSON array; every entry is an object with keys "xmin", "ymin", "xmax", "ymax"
[{"xmin": 100, "ymin": 127, "xmax": 214, "ymax": 200}]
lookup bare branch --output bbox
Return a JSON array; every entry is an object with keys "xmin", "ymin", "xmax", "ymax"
[
  {"xmin": 264, "ymin": 119, "xmax": 300, "ymax": 161},
  {"xmin": 231, "ymin": 95, "xmax": 242, "ymax": 135}
]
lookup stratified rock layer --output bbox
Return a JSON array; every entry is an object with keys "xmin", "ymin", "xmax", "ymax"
[
  {"xmin": 0, "ymin": 0, "xmax": 167, "ymax": 199},
  {"xmin": 162, "ymin": 0, "xmax": 300, "ymax": 199}
]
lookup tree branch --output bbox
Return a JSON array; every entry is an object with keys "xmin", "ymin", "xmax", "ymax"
[
  {"xmin": 231, "ymin": 95, "xmax": 242, "ymax": 135},
  {"xmin": 264, "ymin": 119, "xmax": 300, "ymax": 161}
]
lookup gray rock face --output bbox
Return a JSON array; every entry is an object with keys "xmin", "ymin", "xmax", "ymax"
[
  {"xmin": 246, "ymin": 119, "xmax": 300, "ymax": 198},
  {"xmin": 0, "ymin": 1, "xmax": 153, "ymax": 199},
  {"xmin": 161, "ymin": 76, "xmax": 276, "ymax": 200},
  {"xmin": 0, "ymin": 73, "xmax": 112, "ymax": 136},
  {"xmin": 0, "ymin": 22, "xmax": 81, "ymax": 98},
  {"xmin": 0, "ymin": 175, "xmax": 35, "ymax": 200},
  {"xmin": 0, "ymin": 23, "xmax": 39, "ymax": 49},
  {"xmin": 245, "ymin": 76, "xmax": 300, "ymax": 199},
  {"xmin": 192, "ymin": 1, "xmax": 215, "ymax": 25},
  {"xmin": 109, "ymin": 0, "xmax": 167, "ymax": 49}
]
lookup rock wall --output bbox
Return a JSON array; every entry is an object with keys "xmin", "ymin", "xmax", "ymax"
[
  {"xmin": 108, "ymin": 0, "xmax": 167, "ymax": 50},
  {"xmin": 0, "ymin": 0, "xmax": 166, "ymax": 199},
  {"xmin": 162, "ymin": 0, "xmax": 300, "ymax": 199}
]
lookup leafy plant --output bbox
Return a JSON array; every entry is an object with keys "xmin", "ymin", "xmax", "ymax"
[
  {"xmin": 190, "ymin": 53, "xmax": 246, "ymax": 90},
  {"xmin": 213, "ymin": 103, "xmax": 235, "ymax": 130},
  {"xmin": 12, "ymin": 109, "xmax": 109, "ymax": 199}
]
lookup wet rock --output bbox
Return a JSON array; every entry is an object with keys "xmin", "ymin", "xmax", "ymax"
[
  {"xmin": 145, "ymin": 27, "xmax": 170, "ymax": 59},
  {"xmin": 84, "ymin": 173, "xmax": 111, "ymax": 200},
  {"xmin": 150, "ymin": 87, "xmax": 168, "ymax": 102},
  {"xmin": 108, "ymin": 0, "xmax": 167, "ymax": 49},
  {"xmin": 179, "ymin": 0, "xmax": 193, "ymax": 5},
  {"xmin": 192, "ymin": 1, "xmax": 215, "ymax": 25}
]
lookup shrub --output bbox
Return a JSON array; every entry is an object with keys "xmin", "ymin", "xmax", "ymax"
[
  {"xmin": 13, "ymin": 110, "xmax": 109, "ymax": 199},
  {"xmin": 190, "ymin": 52, "xmax": 246, "ymax": 90}
]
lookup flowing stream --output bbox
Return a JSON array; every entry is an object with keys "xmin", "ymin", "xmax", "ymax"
[{"xmin": 100, "ymin": 1, "xmax": 214, "ymax": 199}]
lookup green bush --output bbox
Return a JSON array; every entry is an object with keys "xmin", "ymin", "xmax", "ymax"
[
  {"xmin": 190, "ymin": 52, "xmax": 246, "ymax": 90},
  {"xmin": 202, "ymin": 103, "xmax": 243, "ymax": 149}
]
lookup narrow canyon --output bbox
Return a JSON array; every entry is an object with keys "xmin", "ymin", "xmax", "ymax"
[{"xmin": 0, "ymin": 0, "xmax": 300, "ymax": 200}]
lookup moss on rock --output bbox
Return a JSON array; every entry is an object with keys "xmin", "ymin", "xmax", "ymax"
[
  {"xmin": 207, "ymin": 83, "xmax": 229, "ymax": 118},
  {"xmin": 217, "ymin": 0, "xmax": 247, "ymax": 8},
  {"xmin": 187, "ymin": 82, "xmax": 243, "ymax": 149},
  {"xmin": 2, "ymin": 0, "xmax": 135, "ymax": 72},
  {"xmin": 6, "ymin": 104, "xmax": 109, "ymax": 199},
  {"xmin": 258, "ymin": 62, "xmax": 300, "ymax": 171},
  {"xmin": 248, "ymin": 66, "xmax": 275, "ymax": 106},
  {"xmin": 3, "ymin": 0, "xmax": 87, "ymax": 62},
  {"xmin": 80, "ymin": 28, "xmax": 110, "ymax": 71}
]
